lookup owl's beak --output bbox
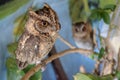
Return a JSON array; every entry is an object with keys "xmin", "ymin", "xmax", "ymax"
[{"xmin": 56, "ymin": 23, "xmax": 61, "ymax": 31}]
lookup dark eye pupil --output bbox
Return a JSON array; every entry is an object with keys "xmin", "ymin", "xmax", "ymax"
[
  {"xmin": 82, "ymin": 27, "xmax": 86, "ymax": 32},
  {"xmin": 75, "ymin": 28, "xmax": 79, "ymax": 32},
  {"xmin": 43, "ymin": 22, "xmax": 46, "ymax": 25},
  {"xmin": 42, "ymin": 21, "xmax": 48, "ymax": 26}
]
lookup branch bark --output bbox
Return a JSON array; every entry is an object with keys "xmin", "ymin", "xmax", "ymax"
[
  {"xmin": 21, "ymin": 48, "xmax": 93, "ymax": 80},
  {"xmin": 49, "ymin": 46, "xmax": 68, "ymax": 80},
  {"xmin": 117, "ymin": 48, "xmax": 120, "ymax": 71},
  {"xmin": 57, "ymin": 34, "xmax": 76, "ymax": 49}
]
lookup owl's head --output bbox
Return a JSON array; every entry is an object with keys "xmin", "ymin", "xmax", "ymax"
[
  {"xmin": 72, "ymin": 22, "xmax": 92, "ymax": 39},
  {"xmin": 26, "ymin": 3, "xmax": 61, "ymax": 34}
]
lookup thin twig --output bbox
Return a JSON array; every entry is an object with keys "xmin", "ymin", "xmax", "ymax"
[
  {"xmin": 101, "ymin": 57, "xmax": 114, "ymax": 76},
  {"xmin": 21, "ymin": 48, "xmax": 93, "ymax": 80},
  {"xmin": 93, "ymin": 29, "xmax": 97, "ymax": 48},
  {"xmin": 93, "ymin": 61, "xmax": 101, "ymax": 75},
  {"xmin": 117, "ymin": 48, "xmax": 120, "ymax": 71},
  {"xmin": 57, "ymin": 34, "xmax": 76, "ymax": 49},
  {"xmin": 107, "ymin": 0, "xmax": 120, "ymax": 39}
]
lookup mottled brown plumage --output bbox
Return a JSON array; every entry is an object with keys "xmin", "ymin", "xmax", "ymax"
[{"xmin": 15, "ymin": 3, "xmax": 61, "ymax": 69}]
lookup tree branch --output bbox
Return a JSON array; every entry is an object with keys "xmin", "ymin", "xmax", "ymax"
[
  {"xmin": 21, "ymin": 48, "xmax": 93, "ymax": 80},
  {"xmin": 57, "ymin": 34, "xmax": 76, "ymax": 49},
  {"xmin": 49, "ymin": 46, "xmax": 68, "ymax": 80},
  {"xmin": 117, "ymin": 48, "xmax": 120, "ymax": 71}
]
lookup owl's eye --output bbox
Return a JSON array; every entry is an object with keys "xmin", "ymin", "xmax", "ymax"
[
  {"xmin": 41, "ymin": 20, "xmax": 48, "ymax": 26},
  {"xmin": 80, "ymin": 24, "xmax": 86, "ymax": 32},
  {"xmin": 81, "ymin": 26, "xmax": 86, "ymax": 32},
  {"xmin": 75, "ymin": 28, "xmax": 80, "ymax": 32}
]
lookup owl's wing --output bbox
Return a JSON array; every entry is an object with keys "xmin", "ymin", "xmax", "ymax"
[
  {"xmin": 15, "ymin": 31, "xmax": 41, "ymax": 69},
  {"xmin": 15, "ymin": 31, "xmax": 30, "ymax": 69}
]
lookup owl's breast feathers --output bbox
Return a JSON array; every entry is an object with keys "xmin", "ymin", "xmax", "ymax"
[{"xmin": 15, "ymin": 31, "xmax": 57, "ymax": 69}]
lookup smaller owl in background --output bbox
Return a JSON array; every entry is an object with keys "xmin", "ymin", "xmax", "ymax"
[{"xmin": 72, "ymin": 22, "xmax": 94, "ymax": 50}]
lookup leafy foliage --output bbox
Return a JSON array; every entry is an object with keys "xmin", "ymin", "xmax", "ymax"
[
  {"xmin": 74, "ymin": 73, "xmax": 113, "ymax": 80},
  {"xmin": 6, "ymin": 57, "xmax": 42, "ymax": 80},
  {"xmin": 90, "ymin": 47, "xmax": 105, "ymax": 60},
  {"xmin": 101, "ymin": 11, "xmax": 110, "ymax": 24},
  {"xmin": 7, "ymin": 42, "xmax": 18, "ymax": 56},
  {"xmin": 98, "ymin": 47, "xmax": 105, "ymax": 60},
  {"xmin": 0, "ymin": 0, "xmax": 29, "ymax": 19},
  {"xmin": 23, "ymin": 65, "xmax": 42, "ymax": 80},
  {"xmin": 99, "ymin": 0, "xmax": 116, "ymax": 9},
  {"xmin": 74, "ymin": 73, "xmax": 92, "ymax": 80},
  {"xmin": 103, "ymin": 4, "xmax": 116, "ymax": 11},
  {"xmin": 89, "ymin": 9, "xmax": 110, "ymax": 24},
  {"xmin": 115, "ymin": 71, "xmax": 120, "ymax": 80},
  {"xmin": 6, "ymin": 57, "xmax": 25, "ymax": 80},
  {"xmin": 69, "ymin": 0, "xmax": 90, "ymax": 23},
  {"xmin": 13, "ymin": 13, "xmax": 27, "ymax": 37},
  {"xmin": 69, "ymin": 0, "xmax": 116, "ymax": 24}
]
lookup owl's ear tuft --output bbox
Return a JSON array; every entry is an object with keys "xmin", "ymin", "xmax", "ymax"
[{"xmin": 44, "ymin": 3, "xmax": 51, "ymax": 9}]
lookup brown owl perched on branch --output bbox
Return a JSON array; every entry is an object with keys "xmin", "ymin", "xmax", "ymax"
[
  {"xmin": 72, "ymin": 22, "xmax": 95, "ymax": 50},
  {"xmin": 15, "ymin": 3, "xmax": 61, "ymax": 69}
]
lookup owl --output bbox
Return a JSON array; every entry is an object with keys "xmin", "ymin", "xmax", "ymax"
[
  {"xmin": 15, "ymin": 3, "xmax": 61, "ymax": 69},
  {"xmin": 72, "ymin": 22, "xmax": 94, "ymax": 50}
]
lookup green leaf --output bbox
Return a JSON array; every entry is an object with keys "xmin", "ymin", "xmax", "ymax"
[
  {"xmin": 101, "ymin": 11, "xmax": 110, "ymax": 24},
  {"xmin": 89, "ymin": 9, "xmax": 102, "ymax": 21},
  {"xmin": 89, "ymin": 11, "xmax": 98, "ymax": 20},
  {"xmin": 99, "ymin": 0, "xmax": 116, "ymax": 9},
  {"xmin": 74, "ymin": 73, "xmax": 92, "ymax": 80},
  {"xmin": 69, "ymin": 0, "xmax": 89, "ymax": 22},
  {"xmin": 14, "ymin": 13, "xmax": 27, "ymax": 37},
  {"xmin": 100, "ymin": 75, "xmax": 113, "ymax": 80},
  {"xmin": 98, "ymin": 47, "xmax": 105, "ymax": 60},
  {"xmin": 89, "ymin": 53, "xmax": 98, "ymax": 60},
  {"xmin": 23, "ymin": 65, "xmax": 42, "ymax": 80},
  {"xmin": 116, "ymin": 71, "xmax": 120, "ymax": 79},
  {"xmin": 103, "ymin": 4, "xmax": 116, "ymax": 11},
  {"xmin": 70, "ymin": 1, "xmax": 83, "ymax": 22},
  {"xmin": 7, "ymin": 42, "xmax": 18, "ymax": 56},
  {"xmin": 6, "ymin": 57, "xmax": 25, "ymax": 80},
  {"xmin": 0, "ymin": 0, "xmax": 30, "ymax": 19},
  {"xmin": 74, "ymin": 73, "xmax": 113, "ymax": 80}
]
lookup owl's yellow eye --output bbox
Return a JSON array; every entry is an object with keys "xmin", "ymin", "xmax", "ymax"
[{"xmin": 41, "ymin": 21, "xmax": 48, "ymax": 26}]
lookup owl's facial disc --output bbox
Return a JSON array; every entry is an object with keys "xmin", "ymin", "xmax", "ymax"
[
  {"xmin": 73, "ymin": 22, "xmax": 87, "ymax": 33},
  {"xmin": 34, "ymin": 20, "xmax": 50, "ymax": 33},
  {"xmin": 32, "ymin": 3, "xmax": 61, "ymax": 33}
]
